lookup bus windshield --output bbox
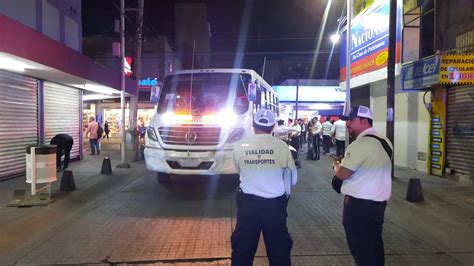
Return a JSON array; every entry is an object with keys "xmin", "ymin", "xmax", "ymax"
[{"xmin": 157, "ymin": 73, "xmax": 251, "ymax": 115}]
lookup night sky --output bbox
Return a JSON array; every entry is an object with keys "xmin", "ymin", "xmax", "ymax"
[{"xmin": 82, "ymin": 0, "xmax": 345, "ymax": 80}]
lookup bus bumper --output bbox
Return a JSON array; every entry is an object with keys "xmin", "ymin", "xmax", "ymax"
[{"xmin": 144, "ymin": 146, "xmax": 238, "ymax": 175}]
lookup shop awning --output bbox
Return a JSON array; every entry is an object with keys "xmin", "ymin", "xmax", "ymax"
[{"xmin": 0, "ymin": 14, "xmax": 136, "ymax": 96}]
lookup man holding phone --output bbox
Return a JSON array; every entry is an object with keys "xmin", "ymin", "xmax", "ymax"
[{"xmin": 332, "ymin": 105, "xmax": 392, "ymax": 266}]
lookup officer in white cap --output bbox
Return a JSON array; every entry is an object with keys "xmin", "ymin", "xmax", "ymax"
[
  {"xmin": 332, "ymin": 105, "xmax": 393, "ymax": 266},
  {"xmin": 231, "ymin": 108, "xmax": 298, "ymax": 266}
]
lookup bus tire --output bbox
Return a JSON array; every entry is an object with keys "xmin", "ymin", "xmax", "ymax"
[{"xmin": 157, "ymin": 172, "xmax": 171, "ymax": 183}]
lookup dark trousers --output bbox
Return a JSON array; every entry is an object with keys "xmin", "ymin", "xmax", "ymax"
[
  {"xmin": 299, "ymin": 132, "xmax": 306, "ymax": 147},
  {"xmin": 336, "ymin": 139, "xmax": 345, "ymax": 157},
  {"xmin": 56, "ymin": 144, "xmax": 73, "ymax": 169},
  {"xmin": 343, "ymin": 196, "xmax": 387, "ymax": 266},
  {"xmin": 290, "ymin": 136, "xmax": 300, "ymax": 156},
  {"xmin": 89, "ymin": 139, "xmax": 100, "ymax": 154},
  {"xmin": 231, "ymin": 189, "xmax": 293, "ymax": 266},
  {"xmin": 322, "ymin": 135, "xmax": 331, "ymax": 153},
  {"xmin": 312, "ymin": 134, "xmax": 321, "ymax": 160}
]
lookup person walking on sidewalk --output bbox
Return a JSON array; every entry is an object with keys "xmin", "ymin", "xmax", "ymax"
[
  {"xmin": 332, "ymin": 105, "xmax": 393, "ymax": 266},
  {"xmin": 321, "ymin": 117, "xmax": 333, "ymax": 154},
  {"xmin": 332, "ymin": 117, "xmax": 347, "ymax": 157},
  {"xmin": 103, "ymin": 120, "xmax": 110, "ymax": 139},
  {"xmin": 86, "ymin": 117, "xmax": 100, "ymax": 155},
  {"xmin": 231, "ymin": 108, "xmax": 297, "ymax": 266}
]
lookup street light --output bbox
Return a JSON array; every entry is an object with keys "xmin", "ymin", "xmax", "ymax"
[{"xmin": 330, "ymin": 33, "xmax": 340, "ymax": 44}]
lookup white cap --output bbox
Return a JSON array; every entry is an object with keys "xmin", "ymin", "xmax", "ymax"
[
  {"xmin": 341, "ymin": 105, "xmax": 373, "ymax": 120},
  {"xmin": 253, "ymin": 109, "xmax": 276, "ymax": 127}
]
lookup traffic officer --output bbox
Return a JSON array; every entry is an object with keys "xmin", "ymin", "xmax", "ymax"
[
  {"xmin": 273, "ymin": 119, "xmax": 290, "ymax": 143},
  {"xmin": 231, "ymin": 108, "xmax": 298, "ymax": 266},
  {"xmin": 50, "ymin": 133, "xmax": 74, "ymax": 170},
  {"xmin": 332, "ymin": 105, "xmax": 393, "ymax": 266}
]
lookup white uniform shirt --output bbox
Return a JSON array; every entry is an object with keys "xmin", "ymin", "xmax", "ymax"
[
  {"xmin": 273, "ymin": 125, "xmax": 290, "ymax": 141},
  {"xmin": 322, "ymin": 121, "xmax": 333, "ymax": 136},
  {"xmin": 233, "ymin": 134, "xmax": 298, "ymax": 198},
  {"xmin": 340, "ymin": 127, "xmax": 393, "ymax": 202},
  {"xmin": 332, "ymin": 120, "xmax": 346, "ymax": 141},
  {"xmin": 310, "ymin": 121, "xmax": 322, "ymax": 135},
  {"xmin": 289, "ymin": 124, "xmax": 301, "ymax": 138}
]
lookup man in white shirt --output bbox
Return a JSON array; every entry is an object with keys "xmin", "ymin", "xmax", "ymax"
[
  {"xmin": 309, "ymin": 117, "xmax": 322, "ymax": 160},
  {"xmin": 321, "ymin": 117, "xmax": 333, "ymax": 154},
  {"xmin": 331, "ymin": 117, "xmax": 346, "ymax": 157},
  {"xmin": 232, "ymin": 108, "xmax": 298, "ymax": 266},
  {"xmin": 332, "ymin": 105, "xmax": 393, "ymax": 266},
  {"xmin": 273, "ymin": 119, "xmax": 290, "ymax": 143}
]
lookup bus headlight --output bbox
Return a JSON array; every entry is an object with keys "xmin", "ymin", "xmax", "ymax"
[
  {"xmin": 226, "ymin": 127, "xmax": 245, "ymax": 144},
  {"xmin": 146, "ymin": 126, "xmax": 159, "ymax": 142}
]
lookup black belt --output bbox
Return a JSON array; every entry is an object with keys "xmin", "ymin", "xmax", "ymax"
[
  {"xmin": 344, "ymin": 195, "xmax": 387, "ymax": 205},
  {"xmin": 237, "ymin": 187, "xmax": 286, "ymax": 200}
]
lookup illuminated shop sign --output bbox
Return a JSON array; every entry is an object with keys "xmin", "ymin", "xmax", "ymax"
[
  {"xmin": 339, "ymin": 0, "xmax": 402, "ymax": 81},
  {"xmin": 440, "ymin": 54, "xmax": 474, "ymax": 84},
  {"xmin": 138, "ymin": 78, "xmax": 159, "ymax": 87},
  {"xmin": 402, "ymin": 55, "xmax": 440, "ymax": 90}
]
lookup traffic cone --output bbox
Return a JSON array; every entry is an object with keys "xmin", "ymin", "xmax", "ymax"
[
  {"xmin": 406, "ymin": 177, "xmax": 424, "ymax": 202},
  {"xmin": 60, "ymin": 170, "xmax": 76, "ymax": 191},
  {"xmin": 101, "ymin": 157, "xmax": 112, "ymax": 175}
]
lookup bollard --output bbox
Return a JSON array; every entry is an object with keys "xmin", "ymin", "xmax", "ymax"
[
  {"xmin": 60, "ymin": 170, "xmax": 76, "ymax": 191},
  {"xmin": 406, "ymin": 177, "xmax": 424, "ymax": 202},
  {"xmin": 101, "ymin": 157, "xmax": 113, "ymax": 175}
]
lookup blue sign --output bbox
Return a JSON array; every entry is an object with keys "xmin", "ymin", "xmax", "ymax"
[
  {"xmin": 402, "ymin": 55, "xmax": 440, "ymax": 90},
  {"xmin": 139, "ymin": 77, "xmax": 159, "ymax": 87}
]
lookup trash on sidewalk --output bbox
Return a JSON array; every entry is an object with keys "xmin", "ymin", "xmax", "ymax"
[{"xmin": 7, "ymin": 189, "xmax": 52, "ymax": 207}]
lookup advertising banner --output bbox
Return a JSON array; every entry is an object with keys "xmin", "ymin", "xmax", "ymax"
[
  {"xmin": 401, "ymin": 55, "xmax": 440, "ymax": 90},
  {"xmin": 340, "ymin": 0, "xmax": 402, "ymax": 81},
  {"xmin": 439, "ymin": 54, "xmax": 474, "ymax": 85}
]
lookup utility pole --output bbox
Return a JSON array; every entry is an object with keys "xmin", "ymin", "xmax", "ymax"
[
  {"xmin": 130, "ymin": 0, "xmax": 144, "ymax": 161},
  {"xmin": 117, "ymin": 0, "xmax": 129, "ymax": 168},
  {"xmin": 295, "ymin": 63, "xmax": 301, "ymax": 119},
  {"xmin": 387, "ymin": 0, "xmax": 397, "ymax": 177}
]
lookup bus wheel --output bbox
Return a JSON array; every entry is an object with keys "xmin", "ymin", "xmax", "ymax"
[{"xmin": 157, "ymin": 172, "xmax": 170, "ymax": 184}]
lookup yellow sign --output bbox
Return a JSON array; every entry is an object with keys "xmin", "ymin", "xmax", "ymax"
[
  {"xmin": 404, "ymin": 0, "xmax": 418, "ymax": 13},
  {"xmin": 429, "ymin": 87, "xmax": 446, "ymax": 176},
  {"xmin": 440, "ymin": 54, "xmax": 474, "ymax": 84},
  {"xmin": 353, "ymin": 0, "xmax": 376, "ymax": 17}
]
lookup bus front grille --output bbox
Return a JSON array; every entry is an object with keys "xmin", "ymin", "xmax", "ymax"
[{"xmin": 158, "ymin": 126, "xmax": 221, "ymax": 146}]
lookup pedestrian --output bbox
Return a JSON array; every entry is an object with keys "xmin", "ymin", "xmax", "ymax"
[
  {"xmin": 103, "ymin": 120, "xmax": 110, "ymax": 139},
  {"xmin": 332, "ymin": 105, "xmax": 393, "ymax": 266},
  {"xmin": 332, "ymin": 116, "xmax": 347, "ymax": 157},
  {"xmin": 322, "ymin": 116, "xmax": 333, "ymax": 154},
  {"xmin": 299, "ymin": 118, "xmax": 306, "ymax": 148},
  {"xmin": 288, "ymin": 118, "xmax": 301, "ymax": 156},
  {"xmin": 231, "ymin": 108, "xmax": 298, "ymax": 266},
  {"xmin": 309, "ymin": 117, "xmax": 322, "ymax": 160},
  {"xmin": 86, "ymin": 117, "xmax": 100, "ymax": 155},
  {"xmin": 273, "ymin": 119, "xmax": 290, "ymax": 144},
  {"xmin": 50, "ymin": 133, "xmax": 74, "ymax": 170}
]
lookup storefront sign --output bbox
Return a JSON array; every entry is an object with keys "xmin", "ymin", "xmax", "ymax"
[
  {"xmin": 401, "ymin": 55, "xmax": 440, "ymax": 90},
  {"xmin": 429, "ymin": 88, "xmax": 447, "ymax": 176},
  {"xmin": 340, "ymin": 0, "xmax": 403, "ymax": 81},
  {"xmin": 440, "ymin": 54, "xmax": 474, "ymax": 84},
  {"xmin": 139, "ymin": 77, "xmax": 159, "ymax": 87}
]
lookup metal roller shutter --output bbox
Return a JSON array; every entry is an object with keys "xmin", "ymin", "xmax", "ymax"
[
  {"xmin": 43, "ymin": 82, "xmax": 81, "ymax": 160},
  {"xmin": 446, "ymin": 85, "xmax": 474, "ymax": 175},
  {"xmin": 0, "ymin": 70, "xmax": 38, "ymax": 180}
]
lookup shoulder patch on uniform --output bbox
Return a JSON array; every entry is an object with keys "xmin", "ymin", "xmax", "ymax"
[{"xmin": 345, "ymin": 152, "xmax": 350, "ymax": 159}]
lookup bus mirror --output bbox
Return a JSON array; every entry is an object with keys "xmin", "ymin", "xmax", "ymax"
[{"xmin": 248, "ymin": 82, "xmax": 256, "ymax": 101}]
